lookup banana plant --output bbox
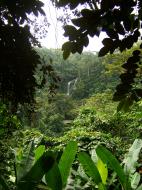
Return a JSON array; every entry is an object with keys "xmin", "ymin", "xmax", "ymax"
[
  {"xmin": 96, "ymin": 145, "xmax": 131, "ymax": 190},
  {"xmin": 123, "ymin": 139, "xmax": 142, "ymax": 190},
  {"xmin": 96, "ymin": 140, "xmax": 142, "ymax": 190},
  {"xmin": 0, "ymin": 141, "xmax": 77, "ymax": 190},
  {"xmin": 20, "ymin": 139, "xmax": 142, "ymax": 190},
  {"xmin": 15, "ymin": 141, "xmax": 77, "ymax": 190},
  {"xmin": 77, "ymin": 139, "xmax": 142, "ymax": 190},
  {"xmin": 78, "ymin": 151, "xmax": 107, "ymax": 190},
  {"xmin": 43, "ymin": 141, "xmax": 78, "ymax": 190},
  {"xmin": 14, "ymin": 141, "xmax": 56, "ymax": 190},
  {"xmin": 1, "ymin": 139, "xmax": 142, "ymax": 190}
]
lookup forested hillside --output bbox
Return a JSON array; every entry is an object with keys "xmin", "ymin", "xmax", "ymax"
[
  {"xmin": 8, "ymin": 46, "xmax": 139, "ymax": 141},
  {"xmin": 31, "ymin": 48, "xmax": 118, "ymax": 134},
  {"xmin": 36, "ymin": 48, "xmax": 120, "ymax": 96}
]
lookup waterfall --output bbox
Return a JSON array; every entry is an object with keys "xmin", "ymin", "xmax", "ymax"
[
  {"xmin": 67, "ymin": 78, "xmax": 78, "ymax": 96},
  {"xmin": 67, "ymin": 80, "xmax": 72, "ymax": 96}
]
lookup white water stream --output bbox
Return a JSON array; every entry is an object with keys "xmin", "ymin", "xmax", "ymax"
[{"xmin": 67, "ymin": 78, "xmax": 78, "ymax": 96}]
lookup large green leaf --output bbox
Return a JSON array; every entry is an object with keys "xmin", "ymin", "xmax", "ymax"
[
  {"xmin": 97, "ymin": 158, "xmax": 108, "ymax": 185},
  {"xmin": 35, "ymin": 145, "xmax": 45, "ymax": 161},
  {"xmin": 45, "ymin": 162, "xmax": 62, "ymax": 190},
  {"xmin": 123, "ymin": 139, "xmax": 142, "ymax": 175},
  {"xmin": 78, "ymin": 152, "xmax": 102, "ymax": 186},
  {"xmin": 91, "ymin": 149, "xmax": 108, "ymax": 185},
  {"xmin": 17, "ymin": 151, "xmax": 55, "ymax": 190},
  {"xmin": 58, "ymin": 141, "xmax": 77, "ymax": 187},
  {"xmin": 96, "ymin": 145, "xmax": 130, "ymax": 190},
  {"xmin": 16, "ymin": 141, "xmax": 35, "ymax": 182}
]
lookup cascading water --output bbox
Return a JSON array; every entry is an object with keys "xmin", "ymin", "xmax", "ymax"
[
  {"xmin": 67, "ymin": 78, "xmax": 78, "ymax": 96},
  {"xmin": 67, "ymin": 80, "xmax": 72, "ymax": 96}
]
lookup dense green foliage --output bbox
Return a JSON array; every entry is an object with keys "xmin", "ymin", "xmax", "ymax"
[
  {"xmin": 0, "ymin": 0, "xmax": 43, "ymax": 107},
  {"xmin": 0, "ymin": 0, "xmax": 59, "ymax": 110},
  {"xmin": 0, "ymin": 103, "xmax": 21, "ymax": 187},
  {"xmin": 1, "ymin": 1, "xmax": 142, "ymax": 189},
  {"xmin": 1, "ymin": 140, "xmax": 142, "ymax": 190}
]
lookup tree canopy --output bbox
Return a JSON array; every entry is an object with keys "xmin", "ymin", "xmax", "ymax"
[
  {"xmin": 53, "ymin": 0, "xmax": 142, "ymax": 109},
  {"xmin": 0, "ymin": 0, "xmax": 48, "ymax": 109}
]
